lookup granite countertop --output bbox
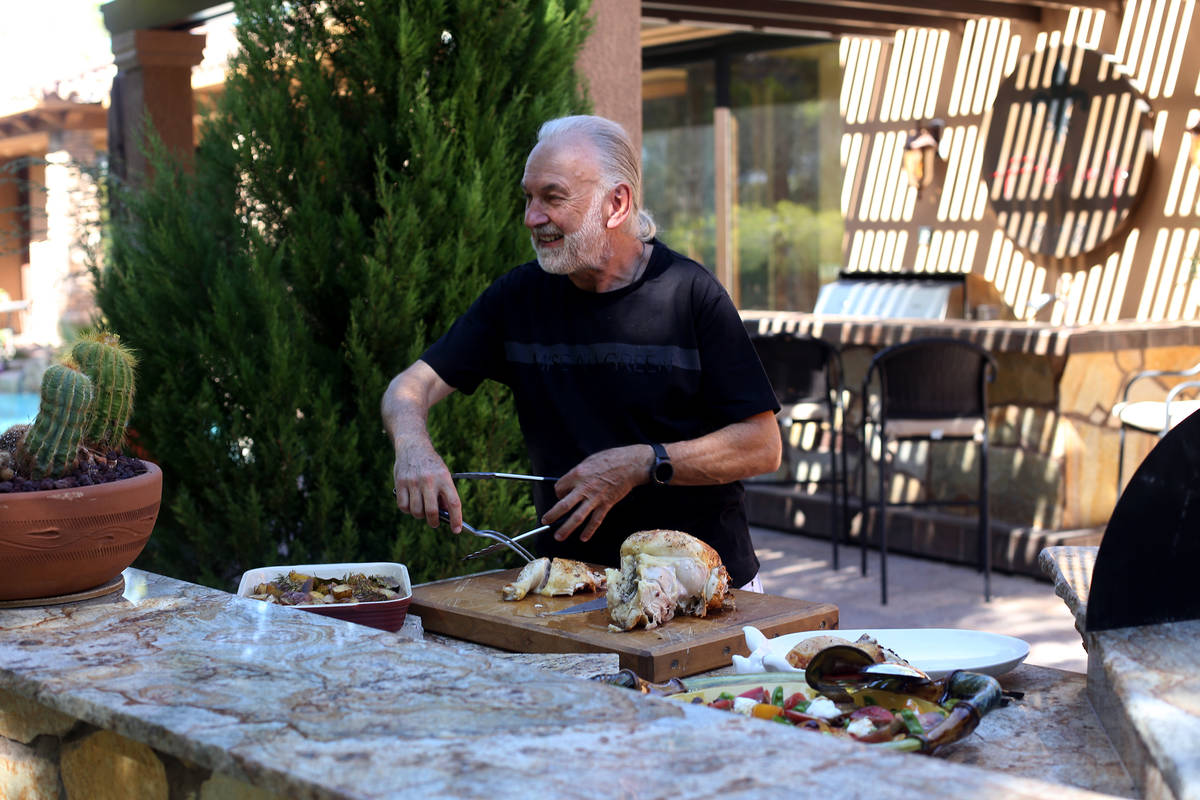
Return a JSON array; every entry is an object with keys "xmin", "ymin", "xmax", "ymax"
[
  {"xmin": 0, "ymin": 568, "xmax": 1129, "ymax": 800},
  {"xmin": 1041, "ymin": 546, "xmax": 1200, "ymax": 800},
  {"xmin": 743, "ymin": 312, "xmax": 1200, "ymax": 356},
  {"xmin": 1038, "ymin": 546, "xmax": 1095, "ymax": 643}
]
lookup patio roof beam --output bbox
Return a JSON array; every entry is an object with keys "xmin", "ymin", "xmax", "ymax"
[
  {"xmin": 647, "ymin": 0, "xmax": 1043, "ymax": 24},
  {"xmin": 793, "ymin": 0, "xmax": 1043, "ymax": 22},
  {"xmin": 100, "ymin": 0, "xmax": 232, "ymax": 34},
  {"xmin": 643, "ymin": 4, "xmax": 961, "ymax": 34}
]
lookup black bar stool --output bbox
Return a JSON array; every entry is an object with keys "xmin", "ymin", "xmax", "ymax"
[
  {"xmin": 750, "ymin": 332, "xmax": 850, "ymax": 569},
  {"xmin": 858, "ymin": 337, "xmax": 997, "ymax": 604}
]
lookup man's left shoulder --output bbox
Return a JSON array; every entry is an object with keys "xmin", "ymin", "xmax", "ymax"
[{"xmin": 653, "ymin": 242, "xmax": 726, "ymax": 292}]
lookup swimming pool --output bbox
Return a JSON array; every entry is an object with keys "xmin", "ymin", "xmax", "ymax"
[{"xmin": 0, "ymin": 392, "xmax": 39, "ymax": 431}]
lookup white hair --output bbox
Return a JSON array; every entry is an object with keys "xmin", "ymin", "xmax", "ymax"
[{"xmin": 536, "ymin": 115, "xmax": 657, "ymax": 242}]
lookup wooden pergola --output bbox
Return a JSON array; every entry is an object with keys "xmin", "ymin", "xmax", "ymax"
[
  {"xmin": 0, "ymin": 101, "xmax": 107, "ymax": 160},
  {"xmin": 641, "ymin": 0, "xmax": 1116, "ymax": 38},
  {"xmin": 99, "ymin": 0, "xmax": 1115, "ymax": 182}
]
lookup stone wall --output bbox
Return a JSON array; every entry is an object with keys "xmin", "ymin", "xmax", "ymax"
[{"xmin": 0, "ymin": 687, "xmax": 281, "ymax": 800}]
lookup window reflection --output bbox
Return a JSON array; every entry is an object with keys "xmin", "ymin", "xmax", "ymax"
[{"xmin": 642, "ymin": 37, "xmax": 843, "ymax": 311}]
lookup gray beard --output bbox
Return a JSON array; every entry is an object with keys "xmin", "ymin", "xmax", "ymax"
[{"xmin": 531, "ymin": 195, "xmax": 610, "ymax": 274}]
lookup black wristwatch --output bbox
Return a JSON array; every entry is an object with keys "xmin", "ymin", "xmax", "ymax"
[{"xmin": 649, "ymin": 442, "xmax": 673, "ymax": 486}]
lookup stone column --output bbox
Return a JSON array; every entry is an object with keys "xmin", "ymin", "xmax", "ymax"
[
  {"xmin": 108, "ymin": 29, "xmax": 207, "ymax": 183},
  {"xmin": 24, "ymin": 130, "xmax": 99, "ymax": 346},
  {"xmin": 575, "ymin": 0, "xmax": 642, "ymax": 151}
]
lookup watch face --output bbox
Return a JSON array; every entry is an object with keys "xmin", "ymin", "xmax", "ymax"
[{"xmin": 653, "ymin": 458, "xmax": 674, "ymax": 484}]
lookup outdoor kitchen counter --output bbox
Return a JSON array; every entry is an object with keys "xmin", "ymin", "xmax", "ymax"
[
  {"xmin": 742, "ymin": 313, "xmax": 1200, "ymax": 356},
  {"xmin": 1042, "ymin": 546, "xmax": 1200, "ymax": 800},
  {"xmin": 0, "ymin": 568, "xmax": 1127, "ymax": 800},
  {"xmin": 741, "ymin": 313, "xmax": 1200, "ymax": 573}
]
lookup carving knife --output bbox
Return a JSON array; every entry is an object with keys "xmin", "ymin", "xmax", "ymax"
[{"xmin": 547, "ymin": 596, "xmax": 608, "ymax": 615}]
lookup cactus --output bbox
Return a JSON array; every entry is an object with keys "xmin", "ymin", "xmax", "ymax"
[
  {"xmin": 0, "ymin": 424, "xmax": 28, "ymax": 452},
  {"xmin": 17, "ymin": 361, "xmax": 95, "ymax": 480},
  {"xmin": 71, "ymin": 331, "xmax": 137, "ymax": 452}
]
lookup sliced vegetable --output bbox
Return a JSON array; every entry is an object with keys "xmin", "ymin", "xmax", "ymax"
[
  {"xmin": 849, "ymin": 705, "xmax": 894, "ymax": 726},
  {"xmin": 782, "ymin": 692, "xmax": 810, "ymax": 711},
  {"xmin": 751, "ymin": 703, "xmax": 783, "ymax": 720},
  {"xmin": 897, "ymin": 708, "xmax": 925, "ymax": 737},
  {"xmin": 737, "ymin": 686, "xmax": 769, "ymax": 703}
]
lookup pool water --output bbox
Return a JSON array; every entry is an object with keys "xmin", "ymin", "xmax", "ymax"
[{"xmin": 0, "ymin": 392, "xmax": 39, "ymax": 431}]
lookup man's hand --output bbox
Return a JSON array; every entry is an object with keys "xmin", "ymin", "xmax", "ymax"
[
  {"xmin": 539, "ymin": 412, "xmax": 780, "ymax": 544},
  {"xmin": 391, "ymin": 443, "xmax": 461, "ymax": 532},
  {"xmin": 382, "ymin": 360, "xmax": 461, "ymax": 533},
  {"xmin": 542, "ymin": 444, "xmax": 651, "ymax": 542}
]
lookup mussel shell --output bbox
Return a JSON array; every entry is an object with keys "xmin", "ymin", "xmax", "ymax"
[
  {"xmin": 805, "ymin": 644, "xmax": 934, "ymax": 697},
  {"xmin": 803, "ymin": 644, "xmax": 878, "ymax": 693}
]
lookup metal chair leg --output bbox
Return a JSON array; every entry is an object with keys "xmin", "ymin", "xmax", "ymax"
[
  {"xmin": 830, "ymin": 402, "xmax": 841, "ymax": 571},
  {"xmin": 981, "ymin": 434, "xmax": 991, "ymax": 602},
  {"xmin": 1116, "ymin": 424, "xmax": 1127, "ymax": 497},
  {"xmin": 860, "ymin": 414, "xmax": 869, "ymax": 578},
  {"xmin": 838, "ymin": 405, "xmax": 851, "ymax": 572},
  {"xmin": 878, "ymin": 433, "xmax": 888, "ymax": 606}
]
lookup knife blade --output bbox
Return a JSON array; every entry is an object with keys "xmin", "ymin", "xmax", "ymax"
[
  {"xmin": 452, "ymin": 472, "xmax": 560, "ymax": 482},
  {"xmin": 547, "ymin": 596, "xmax": 608, "ymax": 615}
]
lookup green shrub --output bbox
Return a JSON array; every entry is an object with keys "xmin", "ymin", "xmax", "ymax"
[{"xmin": 96, "ymin": 0, "xmax": 591, "ymax": 588}]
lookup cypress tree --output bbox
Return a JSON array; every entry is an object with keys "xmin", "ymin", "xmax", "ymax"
[{"xmin": 96, "ymin": 0, "xmax": 591, "ymax": 587}]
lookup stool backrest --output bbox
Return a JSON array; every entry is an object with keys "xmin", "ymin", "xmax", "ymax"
[
  {"xmin": 867, "ymin": 337, "xmax": 996, "ymax": 421},
  {"xmin": 750, "ymin": 333, "xmax": 841, "ymax": 406}
]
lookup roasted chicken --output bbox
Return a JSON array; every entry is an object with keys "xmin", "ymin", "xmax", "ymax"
[
  {"xmin": 502, "ymin": 557, "xmax": 607, "ymax": 601},
  {"xmin": 605, "ymin": 529, "xmax": 734, "ymax": 631}
]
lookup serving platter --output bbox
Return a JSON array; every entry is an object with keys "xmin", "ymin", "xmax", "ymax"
[
  {"xmin": 733, "ymin": 627, "xmax": 1029, "ymax": 679},
  {"xmin": 599, "ymin": 666, "xmax": 1004, "ymax": 755}
]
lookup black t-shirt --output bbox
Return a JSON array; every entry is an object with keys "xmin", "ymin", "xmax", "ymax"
[{"xmin": 421, "ymin": 240, "xmax": 779, "ymax": 585}]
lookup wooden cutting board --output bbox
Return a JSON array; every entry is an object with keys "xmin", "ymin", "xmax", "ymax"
[{"xmin": 410, "ymin": 567, "xmax": 839, "ymax": 681}]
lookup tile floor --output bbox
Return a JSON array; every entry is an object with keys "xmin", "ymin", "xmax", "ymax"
[{"xmin": 751, "ymin": 525, "xmax": 1087, "ymax": 674}]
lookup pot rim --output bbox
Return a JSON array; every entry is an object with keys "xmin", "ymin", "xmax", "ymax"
[{"xmin": 0, "ymin": 459, "xmax": 161, "ymax": 502}]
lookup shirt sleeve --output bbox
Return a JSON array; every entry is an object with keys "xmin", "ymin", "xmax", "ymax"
[
  {"xmin": 693, "ymin": 274, "xmax": 782, "ymax": 425},
  {"xmin": 420, "ymin": 280, "xmax": 507, "ymax": 395}
]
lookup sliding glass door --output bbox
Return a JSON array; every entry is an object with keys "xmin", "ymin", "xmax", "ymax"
[{"xmin": 643, "ymin": 36, "xmax": 842, "ymax": 311}]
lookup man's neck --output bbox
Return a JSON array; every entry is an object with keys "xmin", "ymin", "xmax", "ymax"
[{"xmin": 568, "ymin": 237, "xmax": 649, "ymax": 293}]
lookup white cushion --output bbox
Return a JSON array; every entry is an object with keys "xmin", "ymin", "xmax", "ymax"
[
  {"xmin": 1113, "ymin": 400, "xmax": 1200, "ymax": 435},
  {"xmin": 882, "ymin": 417, "xmax": 986, "ymax": 440},
  {"xmin": 780, "ymin": 402, "xmax": 830, "ymax": 423}
]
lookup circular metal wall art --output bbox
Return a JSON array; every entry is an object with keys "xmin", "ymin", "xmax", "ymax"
[{"xmin": 981, "ymin": 44, "xmax": 1155, "ymax": 259}]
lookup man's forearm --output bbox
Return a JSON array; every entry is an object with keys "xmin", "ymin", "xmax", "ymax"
[
  {"xmin": 661, "ymin": 411, "xmax": 781, "ymax": 486},
  {"xmin": 382, "ymin": 361, "xmax": 462, "ymax": 529},
  {"xmin": 381, "ymin": 361, "xmax": 453, "ymax": 447}
]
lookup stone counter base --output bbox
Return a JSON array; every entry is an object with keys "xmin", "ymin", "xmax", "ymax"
[
  {"xmin": 0, "ymin": 687, "xmax": 281, "ymax": 800},
  {"xmin": 1040, "ymin": 547, "xmax": 1200, "ymax": 800},
  {"xmin": 748, "ymin": 483, "xmax": 1104, "ymax": 577}
]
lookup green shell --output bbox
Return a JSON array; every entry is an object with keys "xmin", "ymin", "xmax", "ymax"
[
  {"xmin": 71, "ymin": 334, "xmax": 136, "ymax": 452},
  {"xmin": 18, "ymin": 363, "xmax": 94, "ymax": 479}
]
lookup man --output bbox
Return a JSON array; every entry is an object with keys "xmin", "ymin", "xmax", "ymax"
[{"xmin": 382, "ymin": 115, "xmax": 780, "ymax": 588}]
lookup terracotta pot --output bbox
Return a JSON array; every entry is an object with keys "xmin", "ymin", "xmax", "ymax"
[{"xmin": 0, "ymin": 461, "xmax": 162, "ymax": 601}]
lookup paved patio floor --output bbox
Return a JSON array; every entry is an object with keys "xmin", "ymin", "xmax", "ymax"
[{"xmin": 751, "ymin": 525, "xmax": 1087, "ymax": 674}]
